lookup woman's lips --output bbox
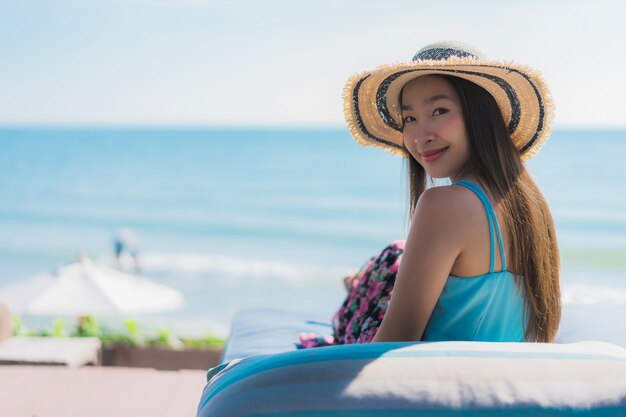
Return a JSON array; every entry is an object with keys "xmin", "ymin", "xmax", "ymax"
[{"xmin": 420, "ymin": 147, "xmax": 449, "ymax": 162}]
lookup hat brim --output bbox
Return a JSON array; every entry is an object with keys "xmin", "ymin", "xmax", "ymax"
[{"xmin": 343, "ymin": 56, "xmax": 554, "ymax": 161}]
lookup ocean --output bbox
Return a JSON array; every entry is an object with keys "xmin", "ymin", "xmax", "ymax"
[{"xmin": 0, "ymin": 127, "xmax": 625, "ymax": 337}]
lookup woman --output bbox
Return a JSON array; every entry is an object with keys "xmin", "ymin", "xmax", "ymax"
[{"xmin": 300, "ymin": 41, "xmax": 560, "ymax": 347}]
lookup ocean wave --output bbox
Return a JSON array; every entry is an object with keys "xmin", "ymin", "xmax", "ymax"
[
  {"xmin": 556, "ymin": 208, "xmax": 626, "ymax": 224},
  {"xmin": 113, "ymin": 252, "xmax": 626, "ymax": 303},
  {"xmin": 562, "ymin": 283, "xmax": 626, "ymax": 305},
  {"xmin": 116, "ymin": 251, "xmax": 355, "ymax": 286}
]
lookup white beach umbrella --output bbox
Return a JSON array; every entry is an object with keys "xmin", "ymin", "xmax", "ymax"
[{"xmin": 0, "ymin": 256, "xmax": 184, "ymax": 316}]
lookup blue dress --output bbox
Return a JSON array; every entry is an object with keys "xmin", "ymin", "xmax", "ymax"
[{"xmin": 422, "ymin": 179, "xmax": 528, "ymax": 342}]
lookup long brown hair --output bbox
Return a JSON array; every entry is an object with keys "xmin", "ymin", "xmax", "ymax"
[{"xmin": 404, "ymin": 75, "xmax": 561, "ymax": 342}]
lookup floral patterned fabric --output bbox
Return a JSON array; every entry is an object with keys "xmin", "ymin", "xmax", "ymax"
[{"xmin": 298, "ymin": 240, "xmax": 405, "ymax": 348}]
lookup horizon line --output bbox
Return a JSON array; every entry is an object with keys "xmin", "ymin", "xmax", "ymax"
[{"xmin": 0, "ymin": 123, "xmax": 625, "ymax": 132}]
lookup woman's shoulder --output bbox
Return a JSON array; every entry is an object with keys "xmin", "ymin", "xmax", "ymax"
[
  {"xmin": 413, "ymin": 184, "xmax": 487, "ymax": 244},
  {"xmin": 416, "ymin": 184, "xmax": 483, "ymax": 217},
  {"xmin": 410, "ymin": 184, "xmax": 492, "ymax": 270}
]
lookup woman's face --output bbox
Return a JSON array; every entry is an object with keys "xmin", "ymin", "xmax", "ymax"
[{"xmin": 401, "ymin": 75, "xmax": 470, "ymax": 180}]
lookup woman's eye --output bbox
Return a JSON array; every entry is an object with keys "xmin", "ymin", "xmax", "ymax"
[
  {"xmin": 403, "ymin": 115, "xmax": 416, "ymax": 123},
  {"xmin": 433, "ymin": 108, "xmax": 449, "ymax": 116}
]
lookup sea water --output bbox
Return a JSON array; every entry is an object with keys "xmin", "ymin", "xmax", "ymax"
[{"xmin": 0, "ymin": 127, "xmax": 624, "ymax": 337}]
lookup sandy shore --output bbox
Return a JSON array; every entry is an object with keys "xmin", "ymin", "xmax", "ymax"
[{"xmin": 0, "ymin": 365, "xmax": 207, "ymax": 417}]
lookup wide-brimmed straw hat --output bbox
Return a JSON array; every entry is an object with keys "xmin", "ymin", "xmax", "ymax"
[{"xmin": 343, "ymin": 41, "xmax": 553, "ymax": 161}]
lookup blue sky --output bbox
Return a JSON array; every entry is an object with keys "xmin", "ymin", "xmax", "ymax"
[{"xmin": 1, "ymin": 0, "xmax": 625, "ymax": 127}]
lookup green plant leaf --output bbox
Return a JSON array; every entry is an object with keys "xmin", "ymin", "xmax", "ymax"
[{"xmin": 53, "ymin": 318, "xmax": 66, "ymax": 338}]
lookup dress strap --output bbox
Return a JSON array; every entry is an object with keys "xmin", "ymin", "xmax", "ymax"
[{"xmin": 454, "ymin": 180, "xmax": 507, "ymax": 272}]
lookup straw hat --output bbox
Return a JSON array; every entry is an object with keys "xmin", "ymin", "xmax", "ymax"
[{"xmin": 343, "ymin": 41, "xmax": 553, "ymax": 161}]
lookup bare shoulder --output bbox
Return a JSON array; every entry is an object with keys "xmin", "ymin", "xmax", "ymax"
[
  {"xmin": 415, "ymin": 185, "xmax": 481, "ymax": 221},
  {"xmin": 410, "ymin": 185, "xmax": 485, "ymax": 248}
]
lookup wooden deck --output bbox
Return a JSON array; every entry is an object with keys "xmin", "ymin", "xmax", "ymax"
[{"xmin": 0, "ymin": 365, "xmax": 207, "ymax": 417}]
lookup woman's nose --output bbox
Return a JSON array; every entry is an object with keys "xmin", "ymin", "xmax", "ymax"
[{"xmin": 417, "ymin": 121, "xmax": 435, "ymax": 143}]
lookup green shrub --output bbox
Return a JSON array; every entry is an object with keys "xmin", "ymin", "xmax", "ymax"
[
  {"xmin": 75, "ymin": 315, "xmax": 102, "ymax": 338},
  {"xmin": 180, "ymin": 334, "xmax": 226, "ymax": 349},
  {"xmin": 53, "ymin": 318, "xmax": 66, "ymax": 337},
  {"xmin": 9, "ymin": 314, "xmax": 225, "ymax": 349}
]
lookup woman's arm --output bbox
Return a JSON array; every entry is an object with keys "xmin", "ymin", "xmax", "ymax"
[{"xmin": 372, "ymin": 186, "xmax": 470, "ymax": 342}]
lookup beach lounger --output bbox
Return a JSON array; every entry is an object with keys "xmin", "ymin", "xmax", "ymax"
[
  {"xmin": 197, "ymin": 308, "xmax": 626, "ymax": 416},
  {"xmin": 0, "ymin": 336, "xmax": 102, "ymax": 366},
  {"xmin": 0, "ymin": 302, "xmax": 101, "ymax": 367},
  {"xmin": 0, "ymin": 303, "xmax": 11, "ymax": 343}
]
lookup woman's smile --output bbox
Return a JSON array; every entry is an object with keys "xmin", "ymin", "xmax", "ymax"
[{"xmin": 420, "ymin": 146, "xmax": 449, "ymax": 163}]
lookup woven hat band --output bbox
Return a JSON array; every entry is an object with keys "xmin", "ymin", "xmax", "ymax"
[{"xmin": 413, "ymin": 47, "xmax": 478, "ymax": 62}]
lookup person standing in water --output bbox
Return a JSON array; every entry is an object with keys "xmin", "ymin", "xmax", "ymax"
[{"xmin": 113, "ymin": 228, "xmax": 142, "ymax": 272}]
